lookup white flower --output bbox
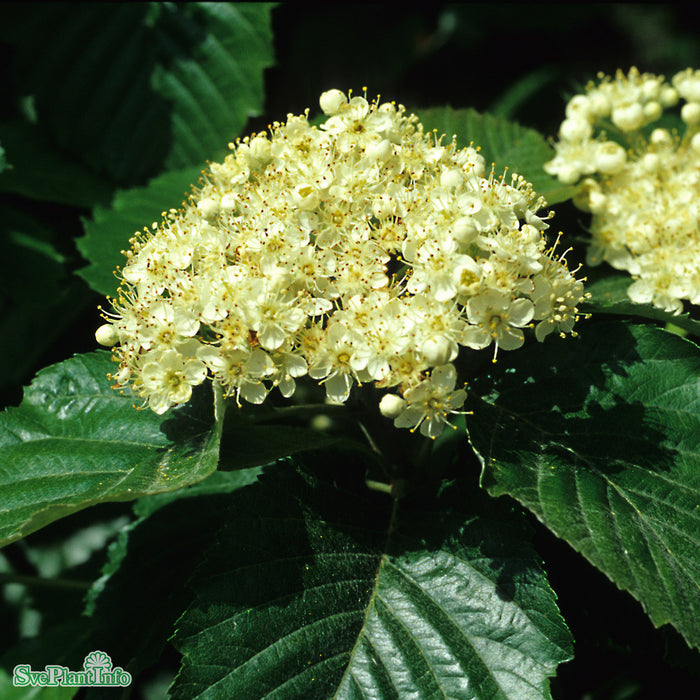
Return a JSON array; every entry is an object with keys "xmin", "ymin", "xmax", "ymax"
[
  {"xmin": 138, "ymin": 300, "xmax": 200, "ymax": 349},
  {"xmin": 308, "ymin": 323, "xmax": 369, "ymax": 403},
  {"xmin": 99, "ymin": 88, "xmax": 585, "ymax": 434},
  {"xmin": 546, "ymin": 67, "xmax": 700, "ymax": 314},
  {"xmin": 461, "ymin": 289, "xmax": 534, "ymax": 357},
  {"xmin": 139, "ymin": 348, "xmax": 207, "ymax": 415},
  {"xmin": 393, "ymin": 364, "xmax": 467, "ymax": 438},
  {"xmin": 198, "ymin": 346, "xmax": 274, "ymax": 406},
  {"xmin": 270, "ymin": 349, "xmax": 308, "ymax": 398},
  {"xmin": 408, "ymin": 237, "xmax": 475, "ymax": 302}
]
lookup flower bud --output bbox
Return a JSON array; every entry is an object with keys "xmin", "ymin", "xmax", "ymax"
[
  {"xmin": 588, "ymin": 92, "xmax": 611, "ymax": 117},
  {"xmin": 559, "ymin": 118, "xmax": 592, "ymax": 142},
  {"xmin": 649, "ymin": 128, "xmax": 672, "ymax": 147},
  {"xmin": 95, "ymin": 323, "xmax": 118, "ymax": 347},
  {"xmin": 640, "ymin": 152, "xmax": 660, "ymax": 173},
  {"xmin": 379, "ymin": 393, "xmax": 406, "ymax": 419},
  {"xmin": 659, "ymin": 86, "xmax": 679, "ymax": 107},
  {"xmin": 681, "ymin": 102, "xmax": 700, "ymax": 126},
  {"xmin": 690, "ymin": 132, "xmax": 700, "ymax": 154},
  {"xmin": 642, "ymin": 101, "xmax": 662, "ymax": 122},
  {"xmin": 611, "ymin": 102, "xmax": 645, "ymax": 131},
  {"xmin": 422, "ymin": 336, "xmax": 454, "ymax": 365},
  {"xmin": 595, "ymin": 142, "xmax": 626, "ymax": 174},
  {"xmin": 319, "ymin": 89, "xmax": 348, "ymax": 116},
  {"xmin": 453, "ymin": 217, "xmax": 479, "ymax": 244},
  {"xmin": 565, "ymin": 95, "xmax": 591, "ymax": 120}
]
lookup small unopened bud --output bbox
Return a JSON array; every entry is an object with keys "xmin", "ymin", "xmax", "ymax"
[
  {"xmin": 565, "ymin": 95, "xmax": 591, "ymax": 120},
  {"xmin": 422, "ymin": 336, "xmax": 453, "ymax": 365},
  {"xmin": 379, "ymin": 393, "xmax": 405, "ymax": 419},
  {"xmin": 611, "ymin": 102, "xmax": 644, "ymax": 131},
  {"xmin": 640, "ymin": 152, "xmax": 660, "ymax": 173},
  {"xmin": 659, "ymin": 86, "xmax": 679, "ymax": 108},
  {"xmin": 559, "ymin": 118, "xmax": 592, "ymax": 142},
  {"xmin": 690, "ymin": 132, "xmax": 700, "ymax": 154},
  {"xmin": 453, "ymin": 217, "xmax": 479, "ymax": 244},
  {"xmin": 681, "ymin": 102, "xmax": 700, "ymax": 126},
  {"xmin": 319, "ymin": 89, "xmax": 348, "ymax": 116},
  {"xmin": 95, "ymin": 323, "xmax": 118, "ymax": 347},
  {"xmin": 649, "ymin": 128, "xmax": 672, "ymax": 147},
  {"xmin": 642, "ymin": 101, "xmax": 662, "ymax": 122},
  {"xmin": 588, "ymin": 92, "xmax": 610, "ymax": 117},
  {"xmin": 595, "ymin": 142, "xmax": 626, "ymax": 174}
]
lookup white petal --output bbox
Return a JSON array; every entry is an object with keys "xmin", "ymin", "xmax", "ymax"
[
  {"xmin": 497, "ymin": 327, "xmax": 525, "ymax": 351},
  {"xmin": 241, "ymin": 380, "xmax": 268, "ymax": 405},
  {"xmin": 508, "ymin": 298, "xmax": 535, "ymax": 327},
  {"xmin": 460, "ymin": 326, "xmax": 491, "ymax": 350},
  {"xmin": 324, "ymin": 372, "xmax": 353, "ymax": 403}
]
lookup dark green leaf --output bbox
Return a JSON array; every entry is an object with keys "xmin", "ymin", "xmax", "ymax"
[
  {"xmin": 4, "ymin": 3, "xmax": 275, "ymax": 185},
  {"xmin": 0, "ymin": 141, "xmax": 10, "ymax": 174},
  {"xmin": 218, "ymin": 414, "xmax": 351, "ymax": 471},
  {"xmin": 0, "ymin": 618, "xmax": 93, "ymax": 693},
  {"xmin": 489, "ymin": 66, "xmax": 560, "ymax": 120},
  {"xmin": 170, "ymin": 460, "xmax": 572, "ymax": 699},
  {"xmin": 467, "ymin": 321, "xmax": 700, "ymax": 650},
  {"xmin": 153, "ymin": 3, "xmax": 276, "ymax": 171},
  {"xmin": 0, "ymin": 351, "xmax": 223, "ymax": 549},
  {"xmin": 5, "ymin": 4, "xmax": 168, "ymax": 185},
  {"xmin": 85, "ymin": 473, "xmax": 251, "ymax": 678},
  {"xmin": 132, "ymin": 468, "xmax": 264, "ymax": 520},
  {"xmin": 0, "ymin": 121, "xmax": 113, "ymax": 208},
  {"xmin": 584, "ymin": 274, "xmax": 700, "ymax": 338},
  {"xmin": 0, "ymin": 668, "xmax": 77, "ymax": 699},
  {"xmin": 415, "ymin": 107, "xmax": 577, "ymax": 206},
  {"xmin": 76, "ymin": 165, "xmax": 203, "ymax": 296},
  {"xmin": 1, "ymin": 208, "xmax": 92, "ymax": 392}
]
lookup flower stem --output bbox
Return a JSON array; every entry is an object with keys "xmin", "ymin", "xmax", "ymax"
[{"xmin": 365, "ymin": 479, "xmax": 393, "ymax": 495}]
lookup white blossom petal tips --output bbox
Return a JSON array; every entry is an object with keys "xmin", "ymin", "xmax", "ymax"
[
  {"xmin": 97, "ymin": 89, "xmax": 586, "ymax": 437},
  {"xmin": 546, "ymin": 67, "xmax": 700, "ymax": 315}
]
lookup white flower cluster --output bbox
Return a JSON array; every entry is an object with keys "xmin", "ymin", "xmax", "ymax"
[
  {"xmin": 96, "ymin": 89, "xmax": 586, "ymax": 438},
  {"xmin": 545, "ymin": 67, "xmax": 700, "ymax": 314}
]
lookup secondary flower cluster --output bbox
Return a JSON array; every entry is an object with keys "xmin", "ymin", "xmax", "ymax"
[
  {"xmin": 545, "ymin": 67, "xmax": 700, "ymax": 314},
  {"xmin": 96, "ymin": 89, "xmax": 586, "ymax": 437}
]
